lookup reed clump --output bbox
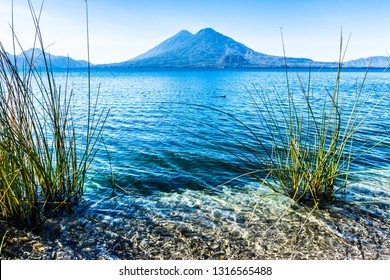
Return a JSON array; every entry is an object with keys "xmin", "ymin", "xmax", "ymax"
[
  {"xmin": 236, "ymin": 36, "xmax": 387, "ymax": 207},
  {"xmin": 0, "ymin": 4, "xmax": 106, "ymax": 228}
]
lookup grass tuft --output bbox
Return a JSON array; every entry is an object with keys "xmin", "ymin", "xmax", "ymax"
[
  {"xmin": 236, "ymin": 35, "xmax": 388, "ymax": 206},
  {"xmin": 0, "ymin": 1, "xmax": 107, "ymax": 229}
]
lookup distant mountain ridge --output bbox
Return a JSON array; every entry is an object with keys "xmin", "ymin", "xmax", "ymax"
[
  {"xmin": 343, "ymin": 56, "xmax": 390, "ymax": 68},
  {"xmin": 105, "ymin": 28, "xmax": 389, "ymax": 69},
  {"xmin": 7, "ymin": 48, "xmax": 90, "ymax": 69},
  {"xmin": 11, "ymin": 29, "xmax": 389, "ymax": 69}
]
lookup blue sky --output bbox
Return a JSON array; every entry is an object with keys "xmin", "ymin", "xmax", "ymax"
[{"xmin": 0, "ymin": 0, "xmax": 389, "ymax": 64}]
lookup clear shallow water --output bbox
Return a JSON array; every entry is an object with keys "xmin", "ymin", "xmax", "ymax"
[
  {"xmin": 71, "ymin": 68, "xmax": 390, "ymax": 196},
  {"xmin": 5, "ymin": 68, "xmax": 390, "ymax": 259}
]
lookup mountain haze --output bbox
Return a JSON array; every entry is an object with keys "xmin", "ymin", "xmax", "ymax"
[
  {"xmin": 343, "ymin": 56, "xmax": 390, "ymax": 68},
  {"xmin": 8, "ymin": 48, "xmax": 90, "ymax": 69}
]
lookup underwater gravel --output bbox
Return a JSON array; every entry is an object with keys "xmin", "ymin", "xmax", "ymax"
[{"xmin": 1, "ymin": 193, "xmax": 389, "ymax": 260}]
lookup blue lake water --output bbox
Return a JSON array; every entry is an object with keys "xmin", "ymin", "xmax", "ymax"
[{"xmin": 44, "ymin": 68, "xmax": 390, "ymax": 259}]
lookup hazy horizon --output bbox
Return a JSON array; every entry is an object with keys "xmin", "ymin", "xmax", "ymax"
[{"xmin": 1, "ymin": 0, "xmax": 389, "ymax": 64}]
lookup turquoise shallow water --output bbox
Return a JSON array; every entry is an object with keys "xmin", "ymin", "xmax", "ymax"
[{"xmin": 6, "ymin": 68, "xmax": 388, "ymax": 259}]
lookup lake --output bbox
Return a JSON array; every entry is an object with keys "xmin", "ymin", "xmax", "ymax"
[{"xmin": 4, "ymin": 68, "xmax": 390, "ymax": 259}]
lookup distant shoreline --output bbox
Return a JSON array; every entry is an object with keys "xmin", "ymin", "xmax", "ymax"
[{"xmin": 49, "ymin": 66, "xmax": 390, "ymax": 72}]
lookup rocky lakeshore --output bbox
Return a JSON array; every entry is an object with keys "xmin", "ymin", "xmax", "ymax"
[{"xmin": 1, "ymin": 192, "xmax": 389, "ymax": 260}]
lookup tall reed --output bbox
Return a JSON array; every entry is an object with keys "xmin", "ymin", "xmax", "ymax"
[
  {"xmin": 0, "ymin": 2, "xmax": 107, "ymax": 228},
  {"xmin": 253, "ymin": 35, "xmax": 387, "ymax": 206}
]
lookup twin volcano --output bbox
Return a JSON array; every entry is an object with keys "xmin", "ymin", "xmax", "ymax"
[{"xmin": 114, "ymin": 28, "xmax": 322, "ymax": 68}]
